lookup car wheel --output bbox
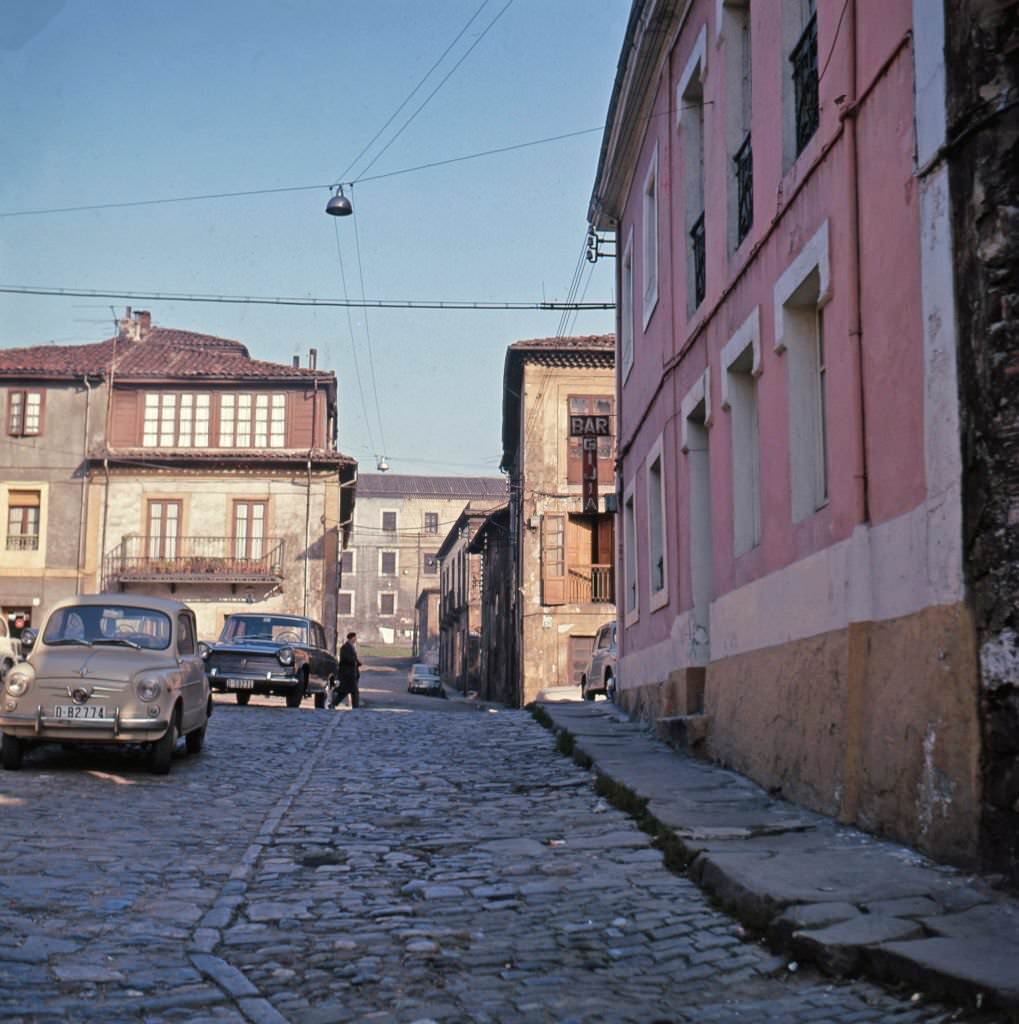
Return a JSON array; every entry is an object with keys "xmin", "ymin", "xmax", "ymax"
[
  {"xmin": 285, "ymin": 688, "xmax": 303, "ymax": 708},
  {"xmin": 582, "ymin": 683, "xmax": 595, "ymax": 701},
  {"xmin": 314, "ymin": 691, "xmax": 326, "ymax": 709},
  {"xmin": 185, "ymin": 723, "xmax": 206, "ymax": 755},
  {"xmin": 150, "ymin": 714, "xmax": 178, "ymax": 775},
  {"xmin": 606, "ymin": 674, "xmax": 616, "ymax": 702},
  {"xmin": 1, "ymin": 733, "xmax": 23, "ymax": 770},
  {"xmin": 236, "ymin": 692, "xmax": 251, "ymax": 706}
]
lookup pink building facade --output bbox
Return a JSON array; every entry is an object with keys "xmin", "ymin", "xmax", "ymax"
[{"xmin": 589, "ymin": 1, "xmax": 978, "ymax": 864}]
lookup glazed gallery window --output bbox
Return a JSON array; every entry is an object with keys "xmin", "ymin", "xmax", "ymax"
[
  {"xmin": 146, "ymin": 500, "xmax": 181, "ymax": 559},
  {"xmin": 7, "ymin": 390, "xmax": 42, "ymax": 437},
  {"xmin": 566, "ymin": 395, "xmax": 615, "ymax": 485},
  {"xmin": 219, "ymin": 393, "xmax": 286, "ymax": 448},
  {"xmin": 6, "ymin": 490, "xmax": 40, "ymax": 551},
  {"xmin": 233, "ymin": 500, "xmax": 267, "ymax": 561},
  {"xmin": 143, "ymin": 393, "xmax": 210, "ymax": 448}
]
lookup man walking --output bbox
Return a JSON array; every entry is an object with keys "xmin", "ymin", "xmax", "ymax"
[{"xmin": 333, "ymin": 631, "xmax": 362, "ymax": 709}]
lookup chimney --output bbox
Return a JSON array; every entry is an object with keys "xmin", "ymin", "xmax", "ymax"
[
  {"xmin": 117, "ymin": 307, "xmax": 151, "ymax": 343},
  {"xmin": 309, "ymin": 348, "xmax": 318, "ymax": 370}
]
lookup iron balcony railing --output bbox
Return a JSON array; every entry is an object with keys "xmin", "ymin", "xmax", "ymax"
[
  {"xmin": 690, "ymin": 213, "xmax": 706, "ymax": 309},
  {"xmin": 6, "ymin": 534, "xmax": 39, "ymax": 552},
  {"xmin": 791, "ymin": 13, "xmax": 818, "ymax": 156},
  {"xmin": 104, "ymin": 535, "xmax": 285, "ymax": 584},
  {"xmin": 734, "ymin": 133, "xmax": 753, "ymax": 245},
  {"xmin": 567, "ymin": 564, "xmax": 615, "ymax": 604}
]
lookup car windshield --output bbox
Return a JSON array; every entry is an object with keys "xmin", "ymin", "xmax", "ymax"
[
  {"xmin": 220, "ymin": 615, "xmax": 309, "ymax": 645},
  {"xmin": 42, "ymin": 605, "xmax": 172, "ymax": 651}
]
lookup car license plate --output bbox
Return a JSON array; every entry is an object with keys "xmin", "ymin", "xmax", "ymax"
[
  {"xmin": 52, "ymin": 704, "xmax": 108, "ymax": 720},
  {"xmin": 226, "ymin": 678, "xmax": 255, "ymax": 690}
]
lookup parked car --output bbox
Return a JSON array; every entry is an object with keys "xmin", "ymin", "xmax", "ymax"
[
  {"xmin": 0, "ymin": 618, "xmax": 20, "ymax": 679},
  {"xmin": 407, "ymin": 663, "xmax": 445, "ymax": 698},
  {"xmin": 0, "ymin": 594, "xmax": 211, "ymax": 774},
  {"xmin": 203, "ymin": 613, "xmax": 337, "ymax": 708},
  {"xmin": 581, "ymin": 620, "xmax": 617, "ymax": 701}
]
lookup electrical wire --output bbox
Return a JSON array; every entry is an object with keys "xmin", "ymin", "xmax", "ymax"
[
  {"xmin": 353, "ymin": 0, "xmax": 516, "ymax": 182},
  {"xmin": 336, "ymin": 0, "xmax": 495, "ymax": 183},
  {"xmin": 0, "ymin": 285, "xmax": 613, "ymax": 310},
  {"xmin": 0, "ymin": 126, "xmax": 603, "ymax": 220},
  {"xmin": 332, "ymin": 218, "xmax": 377, "ymax": 458}
]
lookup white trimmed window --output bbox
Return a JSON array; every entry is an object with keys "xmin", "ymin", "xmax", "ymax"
[
  {"xmin": 646, "ymin": 438, "xmax": 668, "ymax": 610},
  {"xmin": 723, "ymin": 309, "xmax": 762, "ymax": 554},
  {"xmin": 621, "ymin": 228, "xmax": 634, "ymax": 379},
  {"xmin": 379, "ymin": 549, "xmax": 398, "ymax": 576},
  {"xmin": 378, "ymin": 592, "xmax": 396, "ymax": 616},
  {"xmin": 641, "ymin": 148, "xmax": 660, "ymax": 326},
  {"xmin": 219, "ymin": 394, "xmax": 286, "ymax": 448},
  {"xmin": 143, "ymin": 393, "xmax": 211, "ymax": 448},
  {"xmin": 337, "ymin": 591, "xmax": 354, "ymax": 616},
  {"xmin": 623, "ymin": 484, "xmax": 639, "ymax": 624},
  {"xmin": 774, "ymin": 222, "xmax": 831, "ymax": 522}
]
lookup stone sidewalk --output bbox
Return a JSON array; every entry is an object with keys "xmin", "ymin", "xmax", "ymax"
[{"xmin": 535, "ymin": 694, "xmax": 1019, "ymax": 1021}]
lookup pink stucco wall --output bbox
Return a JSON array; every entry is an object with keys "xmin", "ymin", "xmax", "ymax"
[{"xmin": 614, "ymin": 0, "xmax": 926, "ymax": 667}]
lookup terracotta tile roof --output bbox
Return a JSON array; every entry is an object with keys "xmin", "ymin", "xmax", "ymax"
[
  {"xmin": 92, "ymin": 447, "xmax": 356, "ymax": 469},
  {"xmin": 0, "ymin": 328, "xmax": 332, "ymax": 382},
  {"xmin": 356, "ymin": 474, "xmax": 507, "ymax": 499},
  {"xmin": 508, "ymin": 334, "xmax": 615, "ymax": 353}
]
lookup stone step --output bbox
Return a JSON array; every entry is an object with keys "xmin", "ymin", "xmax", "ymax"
[{"xmin": 655, "ymin": 713, "xmax": 711, "ymax": 754}]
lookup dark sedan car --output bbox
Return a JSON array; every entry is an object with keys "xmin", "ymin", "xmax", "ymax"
[{"xmin": 203, "ymin": 613, "xmax": 338, "ymax": 708}]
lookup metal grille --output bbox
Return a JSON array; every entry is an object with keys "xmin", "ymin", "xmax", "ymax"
[
  {"xmin": 6, "ymin": 534, "xmax": 39, "ymax": 552},
  {"xmin": 208, "ymin": 653, "xmax": 280, "ymax": 676},
  {"xmin": 734, "ymin": 133, "xmax": 753, "ymax": 245},
  {"xmin": 791, "ymin": 14, "xmax": 818, "ymax": 155},
  {"xmin": 690, "ymin": 213, "xmax": 706, "ymax": 309}
]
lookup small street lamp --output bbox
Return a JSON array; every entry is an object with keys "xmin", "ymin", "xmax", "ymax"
[{"xmin": 325, "ymin": 185, "xmax": 353, "ymax": 217}]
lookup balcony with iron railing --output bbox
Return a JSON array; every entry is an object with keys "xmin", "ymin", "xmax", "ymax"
[
  {"xmin": 103, "ymin": 535, "xmax": 285, "ymax": 585},
  {"xmin": 734, "ymin": 133, "xmax": 753, "ymax": 246},
  {"xmin": 690, "ymin": 213, "xmax": 706, "ymax": 309},
  {"xmin": 5, "ymin": 534, "xmax": 40, "ymax": 552},
  {"xmin": 567, "ymin": 564, "xmax": 614, "ymax": 604},
  {"xmin": 791, "ymin": 13, "xmax": 818, "ymax": 156}
]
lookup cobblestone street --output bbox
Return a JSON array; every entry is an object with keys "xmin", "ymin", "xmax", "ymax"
[{"xmin": 0, "ymin": 674, "xmax": 980, "ymax": 1023}]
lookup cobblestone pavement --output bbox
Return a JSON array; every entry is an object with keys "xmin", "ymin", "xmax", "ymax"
[{"xmin": 0, "ymin": 694, "xmax": 986, "ymax": 1024}]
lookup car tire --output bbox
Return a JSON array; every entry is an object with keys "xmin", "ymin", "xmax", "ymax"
[
  {"xmin": 606, "ymin": 674, "xmax": 616, "ymax": 703},
  {"xmin": 583, "ymin": 684, "xmax": 595, "ymax": 702},
  {"xmin": 150, "ymin": 715, "xmax": 178, "ymax": 775},
  {"xmin": 236, "ymin": 692, "xmax": 251, "ymax": 706},
  {"xmin": 285, "ymin": 686, "xmax": 303, "ymax": 708},
  {"xmin": 185, "ymin": 723, "xmax": 206, "ymax": 755},
  {"xmin": 314, "ymin": 691, "xmax": 326, "ymax": 709},
  {"xmin": 1, "ymin": 733, "xmax": 23, "ymax": 770}
]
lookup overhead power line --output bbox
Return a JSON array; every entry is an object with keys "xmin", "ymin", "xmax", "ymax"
[
  {"xmin": 0, "ymin": 285, "xmax": 613, "ymax": 311},
  {"xmin": 0, "ymin": 127, "xmax": 603, "ymax": 220}
]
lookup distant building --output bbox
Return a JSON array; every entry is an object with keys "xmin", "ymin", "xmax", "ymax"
[
  {"xmin": 498, "ymin": 336, "xmax": 617, "ymax": 705},
  {"xmin": 344, "ymin": 474, "xmax": 506, "ymax": 648},
  {"xmin": 469, "ymin": 504, "xmax": 513, "ymax": 705},
  {"xmin": 0, "ymin": 309, "xmax": 357, "ymax": 644},
  {"xmin": 437, "ymin": 503, "xmax": 500, "ymax": 694},
  {"xmin": 414, "ymin": 587, "xmax": 440, "ymax": 663}
]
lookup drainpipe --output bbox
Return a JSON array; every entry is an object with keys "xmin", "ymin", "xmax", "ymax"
[
  {"xmin": 76, "ymin": 375, "xmax": 93, "ymax": 594},
  {"xmin": 100, "ymin": 458, "xmax": 110, "ymax": 592},
  {"xmin": 842, "ymin": 0, "xmax": 869, "ymax": 525},
  {"xmin": 304, "ymin": 456, "xmax": 312, "ymax": 618}
]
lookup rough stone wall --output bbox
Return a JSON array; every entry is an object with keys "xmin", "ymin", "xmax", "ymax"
[{"xmin": 945, "ymin": 0, "xmax": 1019, "ymax": 885}]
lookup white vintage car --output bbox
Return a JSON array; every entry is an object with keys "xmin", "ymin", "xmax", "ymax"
[{"xmin": 0, "ymin": 594, "xmax": 211, "ymax": 774}]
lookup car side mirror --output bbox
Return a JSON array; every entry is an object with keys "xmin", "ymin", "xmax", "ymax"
[{"xmin": 19, "ymin": 628, "xmax": 38, "ymax": 655}]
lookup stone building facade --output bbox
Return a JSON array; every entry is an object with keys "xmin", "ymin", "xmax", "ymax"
[
  {"xmin": 343, "ymin": 474, "xmax": 506, "ymax": 649},
  {"xmin": 469, "ymin": 505, "xmax": 515, "ymax": 705},
  {"xmin": 499, "ymin": 336, "xmax": 617, "ymax": 705},
  {"xmin": 0, "ymin": 310, "xmax": 356, "ymax": 644}
]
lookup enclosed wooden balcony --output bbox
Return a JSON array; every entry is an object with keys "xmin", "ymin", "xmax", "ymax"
[
  {"xmin": 103, "ymin": 535, "xmax": 285, "ymax": 585},
  {"xmin": 567, "ymin": 564, "xmax": 614, "ymax": 604}
]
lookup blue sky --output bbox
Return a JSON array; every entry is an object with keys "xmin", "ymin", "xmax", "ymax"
[{"xmin": 0, "ymin": 0, "xmax": 627, "ymax": 475}]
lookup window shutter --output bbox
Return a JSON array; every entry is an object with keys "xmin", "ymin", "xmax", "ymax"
[{"xmin": 541, "ymin": 513, "xmax": 566, "ymax": 606}]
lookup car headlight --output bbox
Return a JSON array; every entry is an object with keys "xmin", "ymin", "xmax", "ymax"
[
  {"xmin": 5, "ymin": 669, "xmax": 32, "ymax": 698},
  {"xmin": 136, "ymin": 677, "xmax": 162, "ymax": 702},
  {"xmin": 277, "ymin": 647, "xmax": 295, "ymax": 667},
  {"xmin": 197, "ymin": 641, "xmax": 211, "ymax": 660}
]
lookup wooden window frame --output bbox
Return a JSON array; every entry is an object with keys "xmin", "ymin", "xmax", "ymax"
[
  {"xmin": 232, "ymin": 499, "xmax": 268, "ymax": 561},
  {"xmin": 146, "ymin": 499, "xmax": 182, "ymax": 559},
  {"xmin": 541, "ymin": 513, "xmax": 566, "ymax": 606},
  {"xmin": 7, "ymin": 390, "xmax": 44, "ymax": 437}
]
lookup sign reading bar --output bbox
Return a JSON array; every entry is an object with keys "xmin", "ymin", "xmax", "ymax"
[{"xmin": 569, "ymin": 415, "xmax": 611, "ymax": 437}]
